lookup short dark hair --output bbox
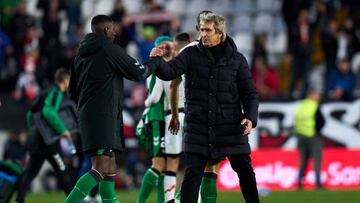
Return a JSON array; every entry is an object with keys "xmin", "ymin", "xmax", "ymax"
[
  {"xmin": 175, "ymin": 32, "xmax": 191, "ymax": 44},
  {"xmin": 91, "ymin": 15, "xmax": 113, "ymax": 33},
  {"xmin": 54, "ymin": 68, "xmax": 70, "ymax": 83},
  {"xmin": 175, "ymin": 32, "xmax": 191, "ymax": 49}
]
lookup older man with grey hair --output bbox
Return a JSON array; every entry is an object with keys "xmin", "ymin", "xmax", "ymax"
[{"xmin": 149, "ymin": 12, "xmax": 260, "ymax": 203}]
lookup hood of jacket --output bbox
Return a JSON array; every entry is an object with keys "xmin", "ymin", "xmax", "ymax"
[{"xmin": 78, "ymin": 33, "xmax": 112, "ymax": 57}]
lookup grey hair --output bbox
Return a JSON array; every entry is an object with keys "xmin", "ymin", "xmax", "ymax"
[{"xmin": 198, "ymin": 12, "xmax": 227, "ymax": 42}]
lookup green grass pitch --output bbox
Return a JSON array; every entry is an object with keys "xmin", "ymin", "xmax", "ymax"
[{"xmin": 10, "ymin": 189, "xmax": 360, "ymax": 203}]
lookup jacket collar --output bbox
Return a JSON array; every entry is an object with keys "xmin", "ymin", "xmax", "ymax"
[{"xmin": 197, "ymin": 35, "xmax": 238, "ymax": 64}]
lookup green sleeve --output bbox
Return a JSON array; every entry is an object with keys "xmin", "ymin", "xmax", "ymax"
[
  {"xmin": 42, "ymin": 89, "xmax": 67, "ymax": 135},
  {"xmin": 26, "ymin": 111, "xmax": 32, "ymax": 129}
]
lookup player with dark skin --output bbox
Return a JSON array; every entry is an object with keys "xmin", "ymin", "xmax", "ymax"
[{"xmin": 65, "ymin": 15, "xmax": 158, "ymax": 203}]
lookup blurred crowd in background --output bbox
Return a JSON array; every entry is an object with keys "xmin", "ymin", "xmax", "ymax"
[{"xmin": 1, "ymin": 0, "xmax": 360, "ymax": 192}]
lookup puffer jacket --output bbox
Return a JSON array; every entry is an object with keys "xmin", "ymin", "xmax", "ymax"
[{"xmin": 153, "ymin": 36, "xmax": 259, "ymax": 159}]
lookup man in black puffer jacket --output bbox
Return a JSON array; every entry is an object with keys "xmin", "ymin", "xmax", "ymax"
[{"xmin": 150, "ymin": 12, "xmax": 260, "ymax": 203}]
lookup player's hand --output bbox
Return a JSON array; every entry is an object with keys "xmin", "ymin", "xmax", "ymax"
[
  {"xmin": 62, "ymin": 130, "xmax": 71, "ymax": 138},
  {"xmin": 168, "ymin": 116, "xmax": 180, "ymax": 135},
  {"xmin": 241, "ymin": 118, "xmax": 253, "ymax": 136},
  {"xmin": 150, "ymin": 47, "xmax": 164, "ymax": 58}
]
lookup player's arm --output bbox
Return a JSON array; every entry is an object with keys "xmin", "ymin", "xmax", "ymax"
[
  {"xmin": 145, "ymin": 77, "xmax": 164, "ymax": 107},
  {"xmin": 42, "ymin": 90, "xmax": 69, "ymax": 136},
  {"xmin": 168, "ymin": 77, "xmax": 182, "ymax": 134},
  {"xmin": 169, "ymin": 77, "xmax": 182, "ymax": 118}
]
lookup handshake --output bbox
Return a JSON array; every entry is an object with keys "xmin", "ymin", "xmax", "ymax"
[{"xmin": 150, "ymin": 41, "xmax": 175, "ymax": 59}]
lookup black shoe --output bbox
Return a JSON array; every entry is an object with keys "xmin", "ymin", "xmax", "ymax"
[{"xmin": 167, "ymin": 200, "xmax": 175, "ymax": 203}]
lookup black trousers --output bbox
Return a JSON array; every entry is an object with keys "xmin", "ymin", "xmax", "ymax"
[
  {"xmin": 298, "ymin": 135, "xmax": 323, "ymax": 187},
  {"xmin": 180, "ymin": 153, "xmax": 260, "ymax": 203},
  {"xmin": 16, "ymin": 153, "xmax": 72, "ymax": 203}
]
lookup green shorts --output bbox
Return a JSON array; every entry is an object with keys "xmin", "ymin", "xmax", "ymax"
[
  {"xmin": 145, "ymin": 120, "xmax": 165, "ymax": 157},
  {"xmin": 86, "ymin": 148, "xmax": 123, "ymax": 168}
]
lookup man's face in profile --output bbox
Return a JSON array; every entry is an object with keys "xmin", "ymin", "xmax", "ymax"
[
  {"xmin": 105, "ymin": 22, "xmax": 116, "ymax": 42},
  {"xmin": 63, "ymin": 78, "xmax": 70, "ymax": 91}
]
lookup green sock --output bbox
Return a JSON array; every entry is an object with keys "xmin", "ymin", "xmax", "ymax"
[
  {"xmin": 137, "ymin": 167, "xmax": 160, "ymax": 203},
  {"xmin": 200, "ymin": 172, "xmax": 218, "ymax": 203},
  {"xmin": 64, "ymin": 170, "xmax": 102, "ymax": 203},
  {"xmin": 99, "ymin": 176, "xmax": 117, "ymax": 203},
  {"xmin": 157, "ymin": 174, "xmax": 164, "ymax": 203},
  {"xmin": 175, "ymin": 188, "xmax": 181, "ymax": 201}
]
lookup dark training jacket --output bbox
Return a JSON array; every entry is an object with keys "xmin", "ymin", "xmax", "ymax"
[
  {"xmin": 153, "ymin": 36, "xmax": 259, "ymax": 159},
  {"xmin": 69, "ymin": 33, "xmax": 158, "ymax": 152},
  {"xmin": 26, "ymin": 85, "xmax": 66, "ymax": 154}
]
